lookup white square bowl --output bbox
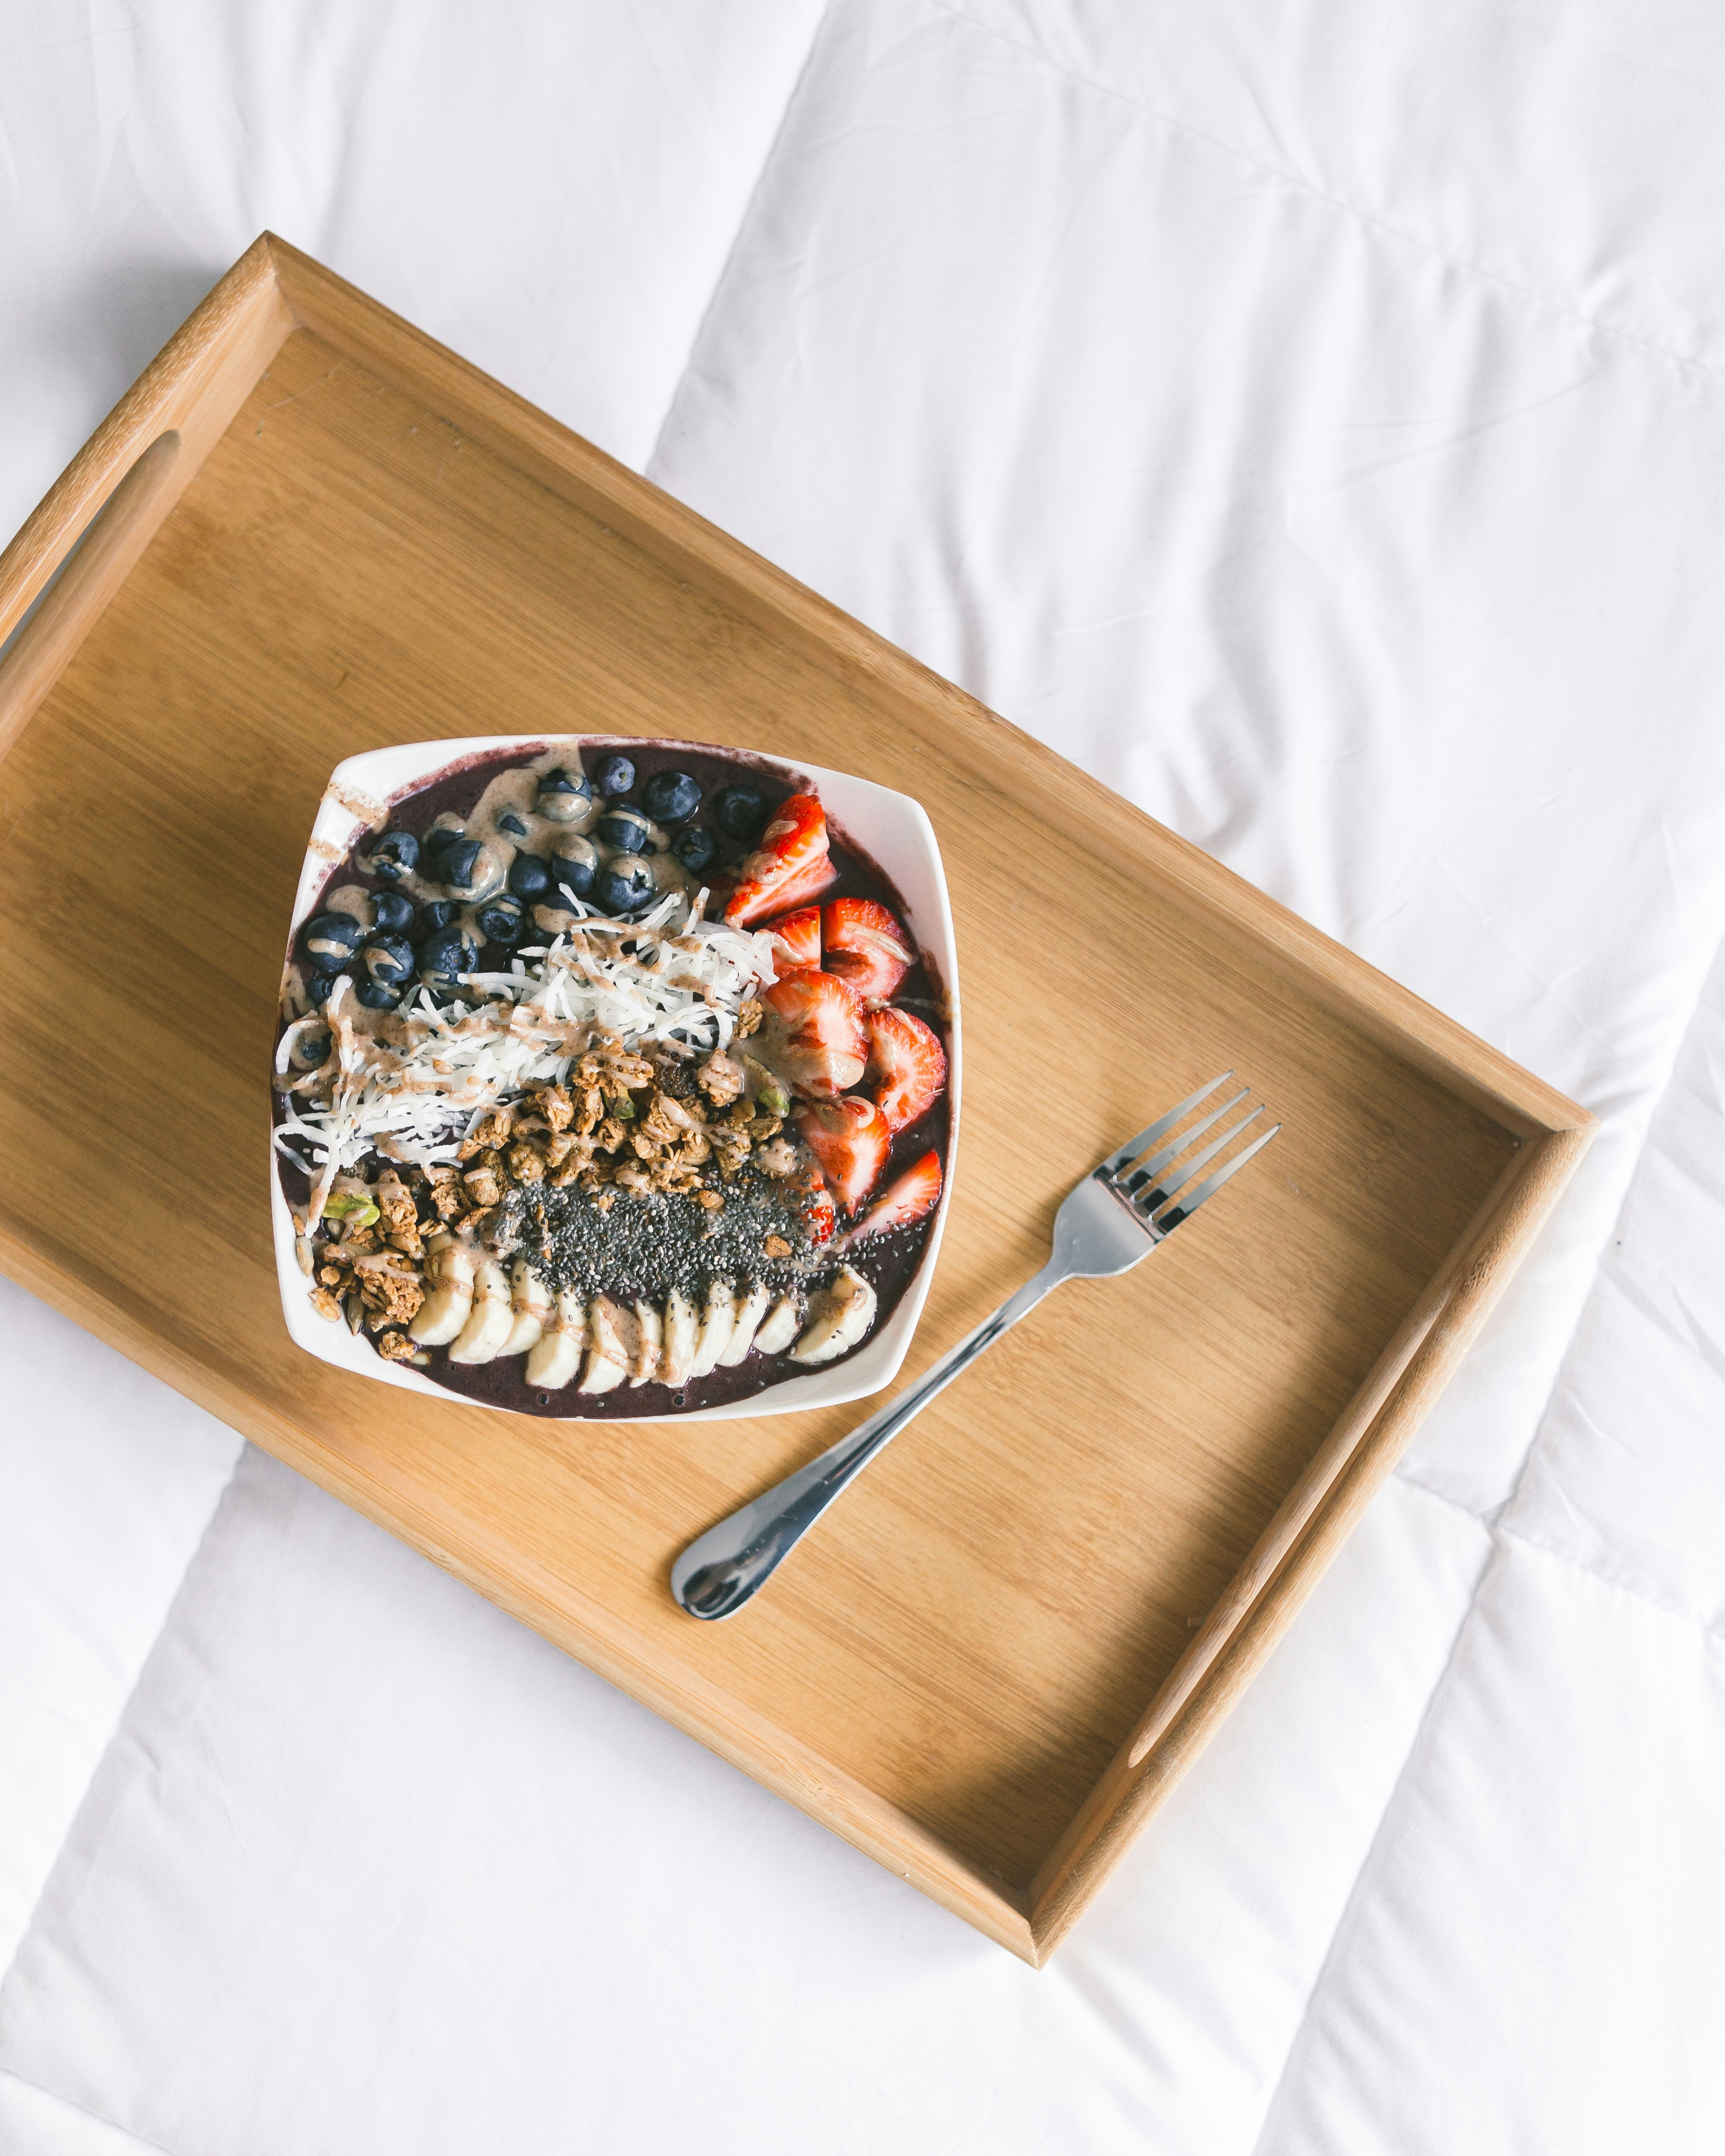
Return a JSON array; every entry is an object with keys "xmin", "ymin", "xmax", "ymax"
[{"xmin": 270, "ymin": 735, "xmax": 961, "ymax": 1421}]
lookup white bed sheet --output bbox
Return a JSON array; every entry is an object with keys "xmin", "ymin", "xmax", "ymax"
[{"xmin": 3, "ymin": 2, "xmax": 1723, "ymax": 2149}]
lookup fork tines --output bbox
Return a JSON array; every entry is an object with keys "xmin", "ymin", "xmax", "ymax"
[{"xmin": 1104, "ymin": 1071, "xmax": 1280, "ymax": 1233}]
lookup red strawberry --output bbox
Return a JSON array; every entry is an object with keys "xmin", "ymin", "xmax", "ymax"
[
  {"xmin": 822, "ymin": 897, "xmax": 913, "ymax": 1001},
  {"xmin": 764, "ymin": 904, "xmax": 821, "ymax": 973},
  {"xmin": 724, "ymin": 794, "xmax": 834, "ymax": 928},
  {"xmin": 803, "ymin": 1182, "xmax": 837, "ymax": 1246},
  {"xmin": 759, "ymin": 849, "xmax": 837, "ymax": 916},
  {"xmin": 849, "ymin": 1150, "xmax": 942, "ymax": 1241},
  {"xmin": 795, "ymin": 1096, "xmax": 892, "ymax": 1212},
  {"xmin": 865, "ymin": 1007, "xmax": 947, "ymax": 1132},
  {"xmin": 759, "ymin": 970, "xmax": 867, "ymax": 1095}
]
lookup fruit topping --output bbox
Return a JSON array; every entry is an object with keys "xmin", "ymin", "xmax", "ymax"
[
  {"xmin": 496, "ymin": 807, "xmax": 530, "ymax": 839},
  {"xmin": 822, "ymin": 898, "xmax": 913, "ymax": 1001},
  {"xmin": 795, "ymin": 1095, "xmax": 892, "ymax": 1212},
  {"xmin": 357, "ymin": 830, "xmax": 418, "ymax": 883},
  {"xmin": 438, "ymin": 837, "xmax": 503, "ymax": 899},
  {"xmin": 759, "ymin": 970, "xmax": 867, "ymax": 1095},
  {"xmin": 724, "ymin": 794, "xmax": 835, "ymax": 928},
  {"xmin": 713, "ymin": 782, "xmax": 769, "ymax": 842},
  {"xmin": 671, "ymin": 827, "xmax": 718, "ymax": 876},
  {"xmin": 301, "ymin": 911, "xmax": 363, "ymax": 968},
  {"xmin": 789, "ymin": 1266, "xmax": 877, "ymax": 1365},
  {"xmin": 849, "ymin": 1150, "xmax": 942, "ymax": 1241},
  {"xmin": 360, "ymin": 933, "xmax": 415, "ymax": 991},
  {"xmin": 416, "ymin": 899, "xmax": 456, "ymax": 936},
  {"xmin": 597, "ymin": 856, "xmax": 655, "ymax": 915},
  {"xmin": 596, "ymin": 804, "xmax": 653, "ymax": 854},
  {"xmin": 475, "ymin": 895, "xmax": 525, "ymax": 946},
  {"xmin": 372, "ymin": 889, "xmax": 416, "ymax": 936},
  {"xmin": 535, "ymin": 767, "xmax": 592, "ymax": 821},
  {"xmin": 418, "ymin": 925, "xmax": 480, "ymax": 993},
  {"xmin": 865, "ymin": 1008, "xmax": 946, "ymax": 1132},
  {"xmin": 765, "ymin": 905, "xmax": 821, "ymax": 972},
  {"xmin": 549, "ymin": 836, "xmax": 599, "ymax": 899},
  {"xmin": 594, "ymin": 752, "xmax": 636, "ymax": 797},
  {"xmin": 508, "ymin": 852, "xmax": 550, "ymax": 901},
  {"xmin": 642, "ymin": 769, "xmax": 702, "ymax": 823}
]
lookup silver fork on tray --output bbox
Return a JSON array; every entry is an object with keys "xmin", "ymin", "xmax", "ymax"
[{"xmin": 671, "ymin": 1073, "xmax": 1280, "ymax": 1620}]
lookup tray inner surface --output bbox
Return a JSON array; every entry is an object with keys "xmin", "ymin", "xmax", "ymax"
[{"xmin": 0, "ymin": 323, "xmax": 1519, "ymax": 1895}]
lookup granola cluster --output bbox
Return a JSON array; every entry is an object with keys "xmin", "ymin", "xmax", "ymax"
[{"xmin": 436, "ymin": 1036, "xmax": 788, "ymax": 1217}]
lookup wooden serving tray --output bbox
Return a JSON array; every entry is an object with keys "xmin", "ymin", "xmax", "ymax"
[{"xmin": 0, "ymin": 237, "xmax": 1590, "ymax": 1963}]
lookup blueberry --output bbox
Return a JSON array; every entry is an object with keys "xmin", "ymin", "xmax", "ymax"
[
  {"xmin": 535, "ymin": 767, "xmax": 593, "ymax": 822},
  {"xmin": 641, "ymin": 769, "xmax": 701, "ymax": 823},
  {"xmin": 360, "ymin": 933, "xmax": 416, "ymax": 990},
  {"xmin": 357, "ymin": 829, "xmax": 419, "ymax": 884},
  {"xmin": 355, "ymin": 981, "xmax": 402, "ymax": 1011},
  {"xmin": 495, "ymin": 806, "xmax": 531, "ymax": 839},
  {"xmin": 287, "ymin": 1025, "xmax": 331, "ymax": 1070},
  {"xmin": 436, "ymin": 837, "xmax": 486, "ymax": 893},
  {"xmin": 371, "ymin": 889, "xmax": 416, "ymax": 936},
  {"xmin": 508, "ymin": 852, "xmax": 551, "ymax": 901},
  {"xmin": 300, "ymin": 911, "xmax": 364, "ymax": 969},
  {"xmin": 593, "ymin": 752, "xmax": 636, "ymax": 798},
  {"xmin": 671, "ymin": 826, "xmax": 718, "ymax": 877},
  {"xmin": 476, "ymin": 895, "xmax": 525, "ymax": 946},
  {"xmin": 713, "ymin": 784, "xmax": 769, "ymax": 843},
  {"xmin": 418, "ymin": 927, "xmax": 480, "ymax": 993},
  {"xmin": 597, "ymin": 856, "xmax": 655, "ymax": 915},
  {"xmin": 595, "ymin": 805, "xmax": 652, "ymax": 854},
  {"xmin": 422, "ymin": 822, "xmax": 464, "ymax": 860},
  {"xmin": 549, "ymin": 836, "xmax": 599, "ymax": 898},
  {"xmin": 305, "ymin": 970, "xmax": 344, "ymax": 1008},
  {"xmin": 415, "ymin": 899, "xmax": 456, "ymax": 938}
]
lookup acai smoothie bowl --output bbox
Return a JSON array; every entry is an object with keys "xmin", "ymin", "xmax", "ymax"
[{"xmin": 270, "ymin": 736, "xmax": 959, "ymax": 1422}]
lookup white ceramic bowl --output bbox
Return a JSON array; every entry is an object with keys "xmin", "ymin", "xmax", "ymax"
[{"xmin": 270, "ymin": 735, "xmax": 961, "ymax": 1421}]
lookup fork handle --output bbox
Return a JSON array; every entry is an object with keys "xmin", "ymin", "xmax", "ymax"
[{"xmin": 671, "ymin": 1263, "xmax": 1065, "ymax": 1619}]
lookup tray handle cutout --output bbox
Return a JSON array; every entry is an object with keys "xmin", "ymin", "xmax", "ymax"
[{"xmin": 0, "ymin": 429, "xmax": 181, "ymax": 763}]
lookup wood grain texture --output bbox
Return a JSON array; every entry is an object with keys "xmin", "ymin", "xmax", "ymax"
[{"xmin": 0, "ymin": 238, "xmax": 1591, "ymax": 1962}]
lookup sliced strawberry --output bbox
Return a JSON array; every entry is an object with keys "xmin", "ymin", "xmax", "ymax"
[
  {"xmin": 865, "ymin": 1007, "xmax": 947, "ymax": 1132},
  {"xmin": 803, "ymin": 1182, "xmax": 837, "ymax": 1246},
  {"xmin": 764, "ymin": 904, "xmax": 821, "ymax": 973},
  {"xmin": 759, "ymin": 970, "xmax": 867, "ymax": 1095},
  {"xmin": 724, "ymin": 794, "xmax": 833, "ymax": 928},
  {"xmin": 823, "ymin": 897, "xmax": 914, "ymax": 1001},
  {"xmin": 850, "ymin": 1150, "xmax": 942, "ymax": 1241},
  {"xmin": 795, "ymin": 1096, "xmax": 893, "ymax": 1212},
  {"xmin": 758, "ymin": 849, "xmax": 837, "ymax": 916}
]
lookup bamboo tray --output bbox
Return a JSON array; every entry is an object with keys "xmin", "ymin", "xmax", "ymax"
[{"xmin": 0, "ymin": 236, "xmax": 1590, "ymax": 1963}]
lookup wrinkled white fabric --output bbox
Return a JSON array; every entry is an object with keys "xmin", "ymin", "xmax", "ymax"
[{"xmin": 3, "ymin": 0, "xmax": 1725, "ymax": 2150}]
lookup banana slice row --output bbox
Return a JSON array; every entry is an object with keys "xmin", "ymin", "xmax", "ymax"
[{"xmin": 406, "ymin": 1248, "xmax": 878, "ymax": 1394}]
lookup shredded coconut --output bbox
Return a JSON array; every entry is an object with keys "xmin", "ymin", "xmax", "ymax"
[{"xmin": 279, "ymin": 889, "xmax": 777, "ymax": 1226}]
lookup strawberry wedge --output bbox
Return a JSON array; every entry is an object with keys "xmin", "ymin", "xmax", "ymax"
[
  {"xmin": 849, "ymin": 1150, "xmax": 942, "ymax": 1241},
  {"xmin": 865, "ymin": 1007, "xmax": 947, "ymax": 1132},
  {"xmin": 823, "ymin": 897, "xmax": 913, "ymax": 1001},
  {"xmin": 764, "ymin": 904, "xmax": 821, "ymax": 973},
  {"xmin": 724, "ymin": 794, "xmax": 836, "ymax": 928},
  {"xmin": 795, "ymin": 1096, "xmax": 892, "ymax": 1212},
  {"xmin": 758, "ymin": 970, "xmax": 867, "ymax": 1095}
]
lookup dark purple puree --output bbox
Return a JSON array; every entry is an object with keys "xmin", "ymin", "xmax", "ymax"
[{"xmin": 276, "ymin": 739, "xmax": 951, "ymax": 1418}]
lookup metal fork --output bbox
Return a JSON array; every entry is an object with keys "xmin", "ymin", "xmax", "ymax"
[{"xmin": 671, "ymin": 1073, "xmax": 1280, "ymax": 1620}]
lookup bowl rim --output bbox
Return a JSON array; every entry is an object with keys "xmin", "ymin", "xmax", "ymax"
[{"xmin": 270, "ymin": 732, "xmax": 961, "ymax": 1423}]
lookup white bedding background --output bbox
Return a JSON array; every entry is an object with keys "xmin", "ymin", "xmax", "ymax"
[{"xmin": 3, "ymin": 3, "xmax": 1724, "ymax": 2149}]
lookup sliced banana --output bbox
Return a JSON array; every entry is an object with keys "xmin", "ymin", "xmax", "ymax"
[
  {"xmin": 525, "ymin": 1289, "xmax": 585, "ymax": 1389},
  {"xmin": 501, "ymin": 1260, "xmax": 552, "ymax": 1358},
  {"xmin": 631, "ymin": 1299, "xmax": 663, "ymax": 1386},
  {"xmin": 753, "ymin": 1295, "xmax": 802, "ymax": 1356},
  {"xmin": 660, "ymin": 1285, "xmax": 699, "ymax": 1389},
  {"xmin": 789, "ymin": 1267, "xmax": 877, "ymax": 1365},
  {"xmin": 580, "ymin": 1296, "xmax": 635, "ymax": 1393},
  {"xmin": 410, "ymin": 1238, "xmax": 478, "ymax": 1345},
  {"xmin": 688, "ymin": 1278, "xmax": 737, "ymax": 1378},
  {"xmin": 718, "ymin": 1281, "xmax": 772, "ymax": 1365},
  {"xmin": 448, "ymin": 1258, "xmax": 514, "ymax": 1364}
]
